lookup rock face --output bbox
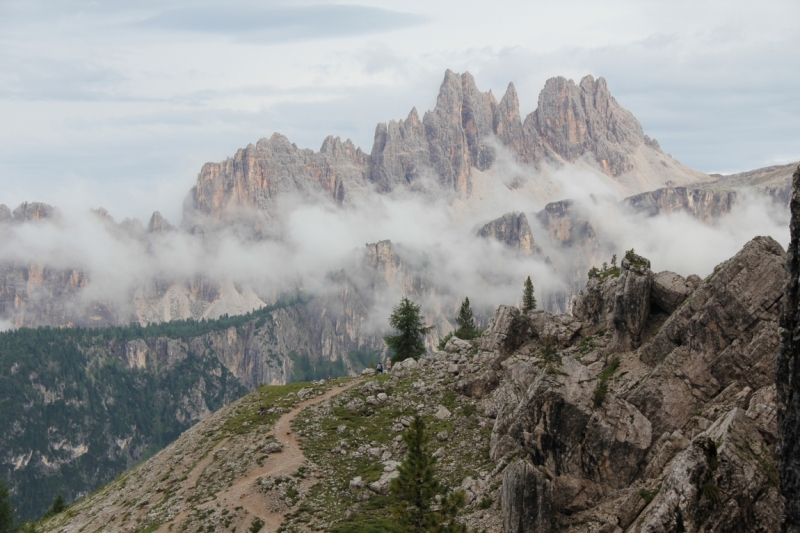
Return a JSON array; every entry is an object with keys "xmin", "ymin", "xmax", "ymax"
[
  {"xmin": 612, "ymin": 252, "xmax": 652, "ymax": 350},
  {"xmin": 477, "ymin": 212, "xmax": 540, "ymax": 255},
  {"xmin": 184, "ymin": 70, "xmax": 705, "ymax": 233},
  {"xmin": 624, "ymin": 187, "xmax": 737, "ymax": 221},
  {"xmin": 650, "ymin": 271, "xmax": 693, "ymax": 314},
  {"xmin": 778, "ymin": 164, "xmax": 800, "ymax": 532},
  {"xmin": 488, "ymin": 235, "xmax": 785, "ymax": 531},
  {"xmin": 502, "ymin": 461, "xmax": 552, "ymax": 533},
  {"xmin": 147, "ymin": 211, "xmax": 174, "ymax": 233}
]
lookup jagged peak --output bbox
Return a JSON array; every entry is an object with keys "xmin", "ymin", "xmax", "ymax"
[
  {"xmin": 148, "ymin": 211, "xmax": 174, "ymax": 233},
  {"xmin": 498, "ymin": 82, "xmax": 519, "ymax": 110}
]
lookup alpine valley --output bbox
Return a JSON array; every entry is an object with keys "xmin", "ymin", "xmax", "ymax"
[{"xmin": 0, "ymin": 70, "xmax": 797, "ymax": 531}]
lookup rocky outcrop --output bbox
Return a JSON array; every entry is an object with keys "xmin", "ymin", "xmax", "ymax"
[
  {"xmin": 11, "ymin": 201, "xmax": 59, "ymax": 222},
  {"xmin": 778, "ymin": 164, "xmax": 800, "ymax": 532},
  {"xmin": 477, "ymin": 212, "xmax": 540, "ymax": 255},
  {"xmin": 502, "ymin": 461, "xmax": 552, "ymax": 533},
  {"xmin": 483, "ymin": 234, "xmax": 785, "ymax": 531},
  {"xmin": 612, "ymin": 251, "xmax": 652, "ymax": 350},
  {"xmin": 479, "ymin": 306, "xmax": 531, "ymax": 355},
  {"xmin": 630, "ymin": 236, "xmax": 784, "ymax": 437},
  {"xmin": 147, "ymin": 211, "xmax": 174, "ymax": 233},
  {"xmin": 650, "ymin": 271, "xmax": 694, "ymax": 314},
  {"xmin": 624, "ymin": 187, "xmax": 737, "ymax": 221}
]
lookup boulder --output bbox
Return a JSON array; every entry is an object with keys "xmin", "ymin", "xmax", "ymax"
[
  {"xmin": 502, "ymin": 460, "xmax": 552, "ymax": 533},
  {"xmin": 650, "ymin": 271, "xmax": 693, "ymax": 314},
  {"xmin": 444, "ymin": 337, "xmax": 472, "ymax": 353},
  {"xmin": 367, "ymin": 470, "xmax": 399, "ymax": 495},
  {"xmin": 262, "ymin": 441, "xmax": 283, "ymax": 454}
]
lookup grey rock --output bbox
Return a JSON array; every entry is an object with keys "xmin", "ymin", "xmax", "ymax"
[
  {"xmin": 624, "ymin": 187, "xmax": 737, "ymax": 222},
  {"xmin": 650, "ymin": 271, "xmax": 692, "ymax": 314},
  {"xmin": 630, "ymin": 236, "xmax": 785, "ymax": 437},
  {"xmin": 479, "ymin": 306, "xmax": 531, "ymax": 355},
  {"xmin": 435, "ymin": 406, "xmax": 451, "ymax": 420},
  {"xmin": 502, "ymin": 460, "xmax": 552, "ymax": 533},
  {"xmin": 147, "ymin": 211, "xmax": 174, "ymax": 233},
  {"xmin": 612, "ymin": 251, "xmax": 652, "ymax": 350},
  {"xmin": 477, "ymin": 212, "xmax": 541, "ymax": 255},
  {"xmin": 367, "ymin": 470, "xmax": 399, "ymax": 495}
]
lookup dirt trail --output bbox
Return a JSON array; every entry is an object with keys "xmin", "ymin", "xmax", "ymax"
[{"xmin": 161, "ymin": 380, "xmax": 359, "ymax": 533}]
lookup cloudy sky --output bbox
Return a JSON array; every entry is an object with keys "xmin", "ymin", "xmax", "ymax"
[{"xmin": 0, "ymin": 0, "xmax": 798, "ymax": 222}]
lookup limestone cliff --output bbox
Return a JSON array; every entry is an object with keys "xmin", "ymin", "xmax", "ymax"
[
  {"xmin": 477, "ymin": 212, "xmax": 540, "ymax": 255},
  {"xmin": 183, "ymin": 70, "xmax": 708, "ymax": 232}
]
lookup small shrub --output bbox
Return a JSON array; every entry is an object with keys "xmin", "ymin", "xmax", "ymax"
[
  {"xmin": 477, "ymin": 497, "xmax": 493, "ymax": 510},
  {"xmin": 250, "ymin": 518, "xmax": 265, "ymax": 533},
  {"xmin": 701, "ymin": 482, "xmax": 722, "ymax": 505},
  {"xmin": 593, "ymin": 358, "xmax": 620, "ymax": 408},
  {"xmin": 638, "ymin": 487, "xmax": 660, "ymax": 505}
]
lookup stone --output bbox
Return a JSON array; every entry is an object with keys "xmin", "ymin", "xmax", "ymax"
[
  {"xmin": 365, "ymin": 395, "xmax": 379, "ymax": 406},
  {"xmin": 361, "ymin": 368, "xmax": 376, "ymax": 375},
  {"xmin": 435, "ymin": 406, "xmax": 452, "ymax": 420},
  {"xmin": 345, "ymin": 398, "xmax": 365, "ymax": 411},
  {"xmin": 437, "ymin": 431, "xmax": 449, "ymax": 441},
  {"xmin": 262, "ymin": 442, "xmax": 283, "ymax": 454},
  {"xmin": 349, "ymin": 476, "xmax": 364, "ymax": 491},
  {"xmin": 502, "ymin": 460, "xmax": 552, "ymax": 533},
  {"xmin": 367, "ymin": 470, "xmax": 399, "ymax": 495},
  {"xmin": 444, "ymin": 337, "xmax": 472, "ymax": 353},
  {"xmin": 650, "ymin": 271, "xmax": 693, "ymax": 314}
]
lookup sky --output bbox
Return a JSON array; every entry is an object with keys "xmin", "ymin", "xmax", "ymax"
[{"xmin": 0, "ymin": 0, "xmax": 798, "ymax": 223}]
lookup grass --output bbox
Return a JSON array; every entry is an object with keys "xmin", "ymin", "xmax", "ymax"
[
  {"xmin": 638, "ymin": 487, "xmax": 660, "ymax": 505},
  {"xmin": 287, "ymin": 369, "xmax": 495, "ymax": 531},
  {"xmin": 593, "ymin": 358, "xmax": 620, "ymax": 408}
]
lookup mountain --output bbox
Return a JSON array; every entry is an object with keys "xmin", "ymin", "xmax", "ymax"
[
  {"xmin": 36, "ymin": 234, "xmax": 786, "ymax": 532},
  {"xmin": 183, "ymin": 71, "xmax": 708, "ymax": 237}
]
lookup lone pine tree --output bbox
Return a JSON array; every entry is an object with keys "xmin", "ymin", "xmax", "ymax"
[
  {"xmin": 454, "ymin": 297, "xmax": 477, "ymax": 340},
  {"xmin": 522, "ymin": 276, "xmax": 537, "ymax": 312},
  {"xmin": 389, "ymin": 416, "xmax": 466, "ymax": 533},
  {"xmin": 384, "ymin": 297, "xmax": 432, "ymax": 363}
]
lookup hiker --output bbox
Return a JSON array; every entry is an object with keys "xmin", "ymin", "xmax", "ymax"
[
  {"xmin": 386, "ymin": 359, "xmax": 391, "ymax": 371},
  {"xmin": 376, "ymin": 362, "xmax": 383, "ymax": 374}
]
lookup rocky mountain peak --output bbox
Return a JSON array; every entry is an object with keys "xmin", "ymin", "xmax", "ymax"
[
  {"xmin": 477, "ymin": 212, "xmax": 540, "ymax": 256},
  {"xmin": 12, "ymin": 201, "xmax": 59, "ymax": 222},
  {"xmin": 147, "ymin": 211, "xmax": 174, "ymax": 233}
]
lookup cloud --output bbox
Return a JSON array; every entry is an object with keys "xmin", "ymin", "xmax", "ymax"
[{"xmin": 139, "ymin": 4, "xmax": 426, "ymax": 43}]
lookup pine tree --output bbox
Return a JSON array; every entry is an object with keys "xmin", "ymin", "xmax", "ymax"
[
  {"xmin": 454, "ymin": 297, "xmax": 476, "ymax": 340},
  {"xmin": 43, "ymin": 494, "xmax": 65, "ymax": 519},
  {"xmin": 0, "ymin": 480, "xmax": 14, "ymax": 533},
  {"xmin": 384, "ymin": 297, "xmax": 432, "ymax": 363},
  {"xmin": 389, "ymin": 417, "xmax": 466, "ymax": 533},
  {"xmin": 522, "ymin": 276, "xmax": 537, "ymax": 312}
]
